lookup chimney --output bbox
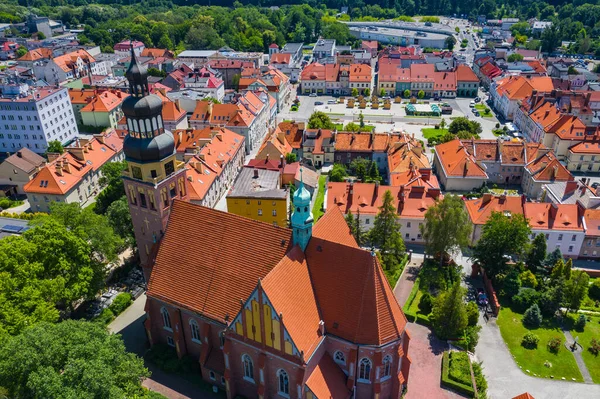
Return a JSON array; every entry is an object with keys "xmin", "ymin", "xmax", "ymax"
[
  {"xmin": 420, "ymin": 168, "xmax": 431, "ymax": 181},
  {"xmin": 254, "ymin": 169, "xmax": 259, "ymax": 178},
  {"xmin": 585, "ymin": 92, "xmax": 592, "ymax": 107},
  {"xmin": 279, "ymin": 154, "xmax": 284, "ymax": 168},
  {"xmin": 374, "ymin": 180, "xmax": 379, "ymax": 200},
  {"xmin": 482, "ymin": 193, "xmax": 493, "ymax": 204},
  {"xmin": 193, "ymin": 161, "xmax": 204, "ymax": 174},
  {"xmin": 16, "ymin": 151, "xmax": 22, "ymax": 158},
  {"xmin": 94, "ymin": 133, "xmax": 105, "ymax": 144},
  {"xmin": 318, "ymin": 320, "xmax": 325, "ymax": 336},
  {"xmin": 63, "ymin": 161, "xmax": 71, "ymax": 174},
  {"xmin": 277, "ymin": 130, "xmax": 285, "ymax": 145},
  {"xmin": 349, "ymin": 181, "xmax": 354, "ymax": 196}
]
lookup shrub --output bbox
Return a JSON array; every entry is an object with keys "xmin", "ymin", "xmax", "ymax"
[
  {"xmin": 448, "ymin": 351, "xmax": 471, "ymax": 385},
  {"xmin": 109, "ymin": 292, "xmax": 132, "ymax": 316},
  {"xmin": 589, "ymin": 279, "xmax": 600, "ymax": 300},
  {"xmin": 547, "ymin": 337, "xmax": 562, "ymax": 353},
  {"xmin": 466, "ymin": 302, "xmax": 479, "ymax": 326},
  {"xmin": 519, "ymin": 270, "xmax": 538, "ymax": 288},
  {"xmin": 441, "ymin": 352, "xmax": 475, "ymax": 397},
  {"xmin": 575, "ymin": 314, "xmax": 587, "ymax": 331},
  {"xmin": 523, "ymin": 304, "xmax": 543, "ymax": 328},
  {"xmin": 513, "ymin": 288, "xmax": 540, "ymax": 312},
  {"xmin": 418, "ymin": 292, "xmax": 433, "ymax": 314},
  {"xmin": 522, "ymin": 332, "xmax": 540, "ymax": 348},
  {"xmin": 463, "ymin": 325, "xmax": 482, "ymax": 351},
  {"xmin": 589, "ymin": 338, "xmax": 600, "ymax": 356},
  {"xmin": 95, "ymin": 308, "xmax": 115, "ymax": 325}
]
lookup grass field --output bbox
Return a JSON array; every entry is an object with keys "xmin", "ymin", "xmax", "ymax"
[
  {"xmin": 422, "ymin": 128, "xmax": 448, "ymax": 139},
  {"xmin": 312, "ymin": 175, "xmax": 326, "ymax": 221},
  {"xmin": 497, "ymin": 306, "xmax": 583, "ymax": 381},
  {"xmin": 474, "ymin": 104, "xmax": 493, "ymax": 117},
  {"xmin": 568, "ymin": 315, "xmax": 600, "ymax": 383}
]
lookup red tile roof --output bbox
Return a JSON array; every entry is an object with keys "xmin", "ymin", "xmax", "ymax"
[
  {"xmin": 584, "ymin": 209, "xmax": 600, "ymax": 237},
  {"xmin": 335, "ymin": 132, "xmax": 391, "ymax": 153},
  {"xmin": 147, "ymin": 201, "xmax": 293, "ymax": 323},
  {"xmin": 524, "ymin": 203, "xmax": 584, "ymax": 231},
  {"xmin": 312, "ymin": 205, "xmax": 358, "ymax": 248},
  {"xmin": 349, "ymin": 63, "xmax": 372, "ymax": 83},
  {"xmin": 433, "ymin": 72, "xmax": 456, "ymax": 91},
  {"xmin": 434, "ymin": 140, "xmax": 488, "ymax": 178},
  {"xmin": 18, "ymin": 47, "xmax": 52, "ymax": 61},
  {"xmin": 464, "ymin": 194, "xmax": 525, "ymax": 225},
  {"xmin": 545, "ymin": 115, "xmax": 586, "ymax": 140},
  {"xmin": 305, "ymin": 353, "xmax": 351, "ymax": 399},
  {"xmin": 512, "ymin": 393, "xmax": 535, "ymax": 399},
  {"xmin": 80, "ymin": 90, "xmax": 128, "ymax": 113},
  {"xmin": 270, "ymin": 53, "xmax": 291, "ymax": 65},
  {"xmin": 305, "ymin": 236, "xmax": 407, "ymax": 345},
  {"xmin": 455, "ymin": 65, "xmax": 479, "ymax": 82},
  {"xmin": 261, "ymin": 246, "xmax": 322, "ymax": 357},
  {"xmin": 53, "ymin": 49, "xmax": 96, "ymax": 73},
  {"xmin": 569, "ymin": 137, "xmax": 600, "ymax": 154},
  {"xmin": 525, "ymin": 151, "xmax": 573, "ymax": 182},
  {"xmin": 278, "ymin": 121, "xmax": 303, "ymax": 149},
  {"xmin": 23, "ymin": 131, "xmax": 123, "ymax": 195}
]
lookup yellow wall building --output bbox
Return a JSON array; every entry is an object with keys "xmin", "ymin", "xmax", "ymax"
[{"xmin": 226, "ymin": 167, "xmax": 288, "ymax": 227}]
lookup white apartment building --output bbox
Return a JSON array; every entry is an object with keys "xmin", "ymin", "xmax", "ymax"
[{"xmin": 0, "ymin": 86, "xmax": 78, "ymax": 153}]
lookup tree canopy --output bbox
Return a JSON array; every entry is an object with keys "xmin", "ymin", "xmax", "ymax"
[
  {"xmin": 421, "ymin": 195, "xmax": 472, "ymax": 265},
  {"xmin": 0, "ymin": 321, "xmax": 149, "ymax": 399},
  {"xmin": 94, "ymin": 160, "xmax": 127, "ymax": 215},
  {"xmin": 473, "ymin": 211, "xmax": 531, "ymax": 280},
  {"xmin": 307, "ymin": 111, "xmax": 335, "ymax": 130},
  {"xmin": 0, "ymin": 220, "xmax": 103, "ymax": 336},
  {"xmin": 370, "ymin": 190, "xmax": 406, "ymax": 274}
]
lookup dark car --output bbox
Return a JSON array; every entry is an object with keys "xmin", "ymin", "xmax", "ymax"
[
  {"xmin": 474, "ymin": 97, "xmax": 481, "ymax": 102},
  {"xmin": 314, "ymin": 101, "xmax": 323, "ymax": 105}
]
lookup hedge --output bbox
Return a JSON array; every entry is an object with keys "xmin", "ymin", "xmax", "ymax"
[
  {"xmin": 402, "ymin": 277, "xmax": 421, "ymax": 312},
  {"xmin": 441, "ymin": 351, "xmax": 475, "ymax": 398},
  {"xmin": 403, "ymin": 311, "xmax": 431, "ymax": 326}
]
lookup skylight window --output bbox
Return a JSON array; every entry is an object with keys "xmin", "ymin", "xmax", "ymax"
[{"xmin": 59, "ymin": 180, "xmax": 66, "ymax": 185}]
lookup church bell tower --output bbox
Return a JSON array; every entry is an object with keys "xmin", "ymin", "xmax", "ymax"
[{"xmin": 121, "ymin": 45, "xmax": 188, "ymax": 281}]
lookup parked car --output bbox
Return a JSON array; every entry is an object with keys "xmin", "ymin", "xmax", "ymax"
[
  {"xmin": 469, "ymin": 101, "xmax": 475, "ymax": 107},
  {"xmin": 473, "ymin": 110, "xmax": 480, "ymax": 117},
  {"xmin": 314, "ymin": 101, "xmax": 323, "ymax": 105},
  {"xmin": 309, "ymin": 93, "xmax": 317, "ymax": 97},
  {"xmin": 474, "ymin": 97, "xmax": 481, "ymax": 103},
  {"xmin": 592, "ymin": 182, "xmax": 599, "ymax": 189},
  {"xmin": 327, "ymin": 99, "xmax": 336, "ymax": 104}
]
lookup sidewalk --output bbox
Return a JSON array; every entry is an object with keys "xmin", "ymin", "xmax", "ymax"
[{"xmin": 394, "ymin": 253, "xmax": 424, "ymax": 307}]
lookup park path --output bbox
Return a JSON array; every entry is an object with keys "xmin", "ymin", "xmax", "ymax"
[
  {"xmin": 475, "ymin": 315, "xmax": 600, "ymax": 398},
  {"xmin": 394, "ymin": 252, "xmax": 424, "ymax": 307},
  {"xmin": 562, "ymin": 329, "xmax": 594, "ymax": 384}
]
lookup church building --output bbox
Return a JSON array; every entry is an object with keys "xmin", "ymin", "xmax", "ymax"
[{"xmin": 122, "ymin": 47, "xmax": 411, "ymax": 399}]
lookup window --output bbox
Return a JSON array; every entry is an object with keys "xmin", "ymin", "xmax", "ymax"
[
  {"xmin": 164, "ymin": 160, "xmax": 175, "ymax": 176},
  {"xmin": 277, "ymin": 370, "xmax": 289, "ymax": 396},
  {"xmin": 572, "ymin": 234, "xmax": 577, "ymax": 242},
  {"xmin": 190, "ymin": 319, "xmax": 201, "ymax": 343},
  {"xmin": 167, "ymin": 336, "xmax": 175, "ymax": 347},
  {"xmin": 568, "ymin": 246, "xmax": 574, "ymax": 253},
  {"xmin": 209, "ymin": 371, "xmax": 216, "ymax": 381},
  {"xmin": 272, "ymin": 210, "xmax": 277, "ymax": 216},
  {"xmin": 334, "ymin": 351, "xmax": 346, "ymax": 365},
  {"xmin": 242, "ymin": 354, "xmax": 254, "ymax": 382},
  {"xmin": 558, "ymin": 234, "xmax": 563, "ymax": 241},
  {"xmin": 258, "ymin": 209, "xmax": 262, "ymax": 216},
  {"xmin": 382, "ymin": 355, "xmax": 392, "ymax": 380},
  {"xmin": 161, "ymin": 307, "xmax": 172, "ymax": 330},
  {"xmin": 358, "ymin": 358, "xmax": 372, "ymax": 382},
  {"xmin": 140, "ymin": 193, "xmax": 147, "ymax": 208}
]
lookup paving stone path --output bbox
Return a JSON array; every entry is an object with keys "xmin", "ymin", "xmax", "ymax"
[{"xmin": 562, "ymin": 329, "xmax": 594, "ymax": 384}]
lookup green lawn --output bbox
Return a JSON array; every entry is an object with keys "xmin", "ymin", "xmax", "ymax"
[
  {"xmin": 334, "ymin": 123, "xmax": 375, "ymax": 132},
  {"xmin": 497, "ymin": 306, "xmax": 583, "ymax": 381},
  {"xmin": 422, "ymin": 128, "xmax": 448, "ymax": 139},
  {"xmin": 568, "ymin": 316, "xmax": 600, "ymax": 383},
  {"xmin": 474, "ymin": 104, "xmax": 493, "ymax": 117},
  {"xmin": 312, "ymin": 175, "xmax": 326, "ymax": 221}
]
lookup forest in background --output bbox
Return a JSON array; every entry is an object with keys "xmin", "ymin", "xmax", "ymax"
[{"xmin": 0, "ymin": 0, "xmax": 600, "ymax": 54}]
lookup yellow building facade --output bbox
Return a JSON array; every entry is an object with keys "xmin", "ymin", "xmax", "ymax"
[{"xmin": 226, "ymin": 196, "xmax": 288, "ymax": 227}]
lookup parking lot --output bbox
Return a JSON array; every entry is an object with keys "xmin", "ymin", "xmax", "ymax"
[{"xmin": 278, "ymin": 91, "xmax": 500, "ymax": 143}]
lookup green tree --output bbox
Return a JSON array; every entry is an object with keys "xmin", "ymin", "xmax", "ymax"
[
  {"xmin": 15, "ymin": 46, "xmax": 27, "ymax": 58},
  {"xmin": 232, "ymin": 73, "xmax": 241, "ymax": 91},
  {"xmin": 507, "ymin": 53, "xmax": 524, "ymax": 62},
  {"xmin": 147, "ymin": 67, "xmax": 167, "ymax": 77},
  {"xmin": 351, "ymin": 87, "xmax": 359, "ymax": 97},
  {"xmin": 46, "ymin": 140, "xmax": 64, "ymax": 154},
  {"xmin": 448, "ymin": 116, "xmax": 482, "ymax": 135},
  {"xmin": 504, "ymin": 269, "xmax": 521, "ymax": 297},
  {"xmin": 106, "ymin": 196, "xmax": 135, "ymax": 246},
  {"xmin": 350, "ymin": 158, "xmax": 370, "ymax": 181},
  {"xmin": 455, "ymin": 26, "xmax": 460, "ymax": 33},
  {"xmin": 95, "ymin": 160, "xmax": 127, "ymax": 214},
  {"xmin": 417, "ymin": 90, "xmax": 425, "ymax": 99},
  {"xmin": 345, "ymin": 209, "xmax": 364, "ymax": 246},
  {"xmin": 519, "ymin": 270, "xmax": 538, "ymax": 288},
  {"xmin": 329, "ymin": 164, "xmax": 347, "ymax": 182},
  {"xmin": 430, "ymin": 282, "xmax": 468, "ymax": 339},
  {"xmin": 307, "ymin": 111, "xmax": 335, "ymax": 130},
  {"xmin": 367, "ymin": 161, "xmax": 380, "ymax": 182},
  {"xmin": 364, "ymin": 88, "xmax": 371, "ymax": 96},
  {"xmin": 473, "ymin": 212, "xmax": 531, "ymax": 280},
  {"xmin": 47, "ymin": 202, "xmax": 124, "ymax": 263},
  {"xmin": 421, "ymin": 195, "xmax": 472, "ymax": 266},
  {"xmin": 285, "ymin": 153, "xmax": 297, "ymax": 163},
  {"xmin": 523, "ymin": 303, "xmax": 543, "ymax": 328},
  {"xmin": 567, "ymin": 66, "xmax": 578, "ymax": 75},
  {"xmin": 0, "ymin": 321, "xmax": 149, "ymax": 398},
  {"xmin": 344, "ymin": 122, "xmax": 360, "ymax": 132},
  {"xmin": 369, "ymin": 190, "xmax": 406, "ymax": 273},
  {"xmin": 527, "ymin": 233, "xmax": 547, "ymax": 271},
  {"xmin": 403, "ymin": 89, "xmax": 411, "ymax": 98},
  {"xmin": 380, "ymin": 88, "xmax": 387, "ymax": 97},
  {"xmin": 359, "ymin": 112, "xmax": 365, "ymax": 128},
  {"xmin": 445, "ymin": 36, "xmax": 456, "ymax": 51},
  {"xmin": 564, "ymin": 270, "xmax": 589, "ymax": 314},
  {"xmin": 36, "ymin": 31, "xmax": 46, "ymax": 40}
]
